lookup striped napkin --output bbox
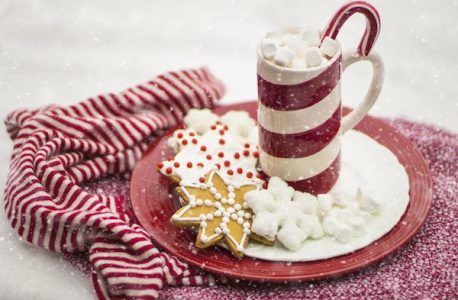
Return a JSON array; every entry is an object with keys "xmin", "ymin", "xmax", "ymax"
[{"xmin": 4, "ymin": 67, "xmax": 224, "ymax": 300}]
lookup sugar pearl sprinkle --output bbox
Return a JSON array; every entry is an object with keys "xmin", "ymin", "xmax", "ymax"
[{"xmin": 261, "ymin": 28, "xmax": 339, "ymax": 69}]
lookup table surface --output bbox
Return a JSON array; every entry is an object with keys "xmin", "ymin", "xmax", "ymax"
[{"xmin": 0, "ymin": 0, "xmax": 456, "ymax": 299}]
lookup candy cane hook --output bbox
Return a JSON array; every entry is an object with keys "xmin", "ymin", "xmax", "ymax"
[{"xmin": 321, "ymin": 1, "xmax": 381, "ymax": 56}]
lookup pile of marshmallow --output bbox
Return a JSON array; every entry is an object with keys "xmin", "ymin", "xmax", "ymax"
[
  {"xmin": 244, "ymin": 177, "xmax": 381, "ymax": 251},
  {"xmin": 260, "ymin": 28, "xmax": 340, "ymax": 69}
]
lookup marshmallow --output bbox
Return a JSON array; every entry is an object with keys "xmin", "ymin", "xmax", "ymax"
[
  {"xmin": 317, "ymin": 194, "xmax": 334, "ymax": 213},
  {"xmin": 336, "ymin": 208, "xmax": 354, "ymax": 224},
  {"xmin": 244, "ymin": 189, "xmax": 274, "ymax": 214},
  {"xmin": 320, "ymin": 37, "xmax": 339, "ymax": 58},
  {"xmin": 322, "ymin": 216, "xmax": 340, "ymax": 235},
  {"xmin": 273, "ymin": 48, "xmax": 295, "ymax": 67},
  {"xmin": 298, "ymin": 215, "xmax": 323, "ymax": 239},
  {"xmin": 301, "ymin": 28, "xmax": 321, "ymax": 47},
  {"xmin": 277, "ymin": 222, "xmax": 308, "ymax": 251},
  {"xmin": 334, "ymin": 223, "xmax": 353, "ymax": 244},
  {"xmin": 292, "ymin": 57, "xmax": 306, "ymax": 69},
  {"xmin": 261, "ymin": 38, "xmax": 279, "ymax": 60},
  {"xmin": 288, "ymin": 40, "xmax": 309, "ymax": 57},
  {"xmin": 183, "ymin": 109, "xmax": 218, "ymax": 134},
  {"xmin": 293, "ymin": 191, "xmax": 318, "ymax": 215},
  {"xmin": 356, "ymin": 189, "xmax": 381, "ymax": 214},
  {"xmin": 305, "ymin": 47, "xmax": 323, "ymax": 67},
  {"xmin": 280, "ymin": 33, "xmax": 297, "ymax": 46},
  {"xmin": 268, "ymin": 177, "xmax": 295, "ymax": 201},
  {"xmin": 251, "ymin": 211, "xmax": 280, "ymax": 241},
  {"xmin": 332, "ymin": 193, "xmax": 352, "ymax": 207}
]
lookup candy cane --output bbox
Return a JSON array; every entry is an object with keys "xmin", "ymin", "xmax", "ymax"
[{"xmin": 321, "ymin": 1, "xmax": 381, "ymax": 56}]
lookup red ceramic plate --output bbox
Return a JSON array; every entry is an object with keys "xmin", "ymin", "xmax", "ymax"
[{"xmin": 130, "ymin": 101, "xmax": 433, "ymax": 282}]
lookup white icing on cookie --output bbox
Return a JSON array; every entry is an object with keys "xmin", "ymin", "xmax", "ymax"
[{"xmin": 159, "ymin": 118, "xmax": 262, "ymax": 185}]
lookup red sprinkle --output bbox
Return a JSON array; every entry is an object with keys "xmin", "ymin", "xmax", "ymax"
[
  {"xmin": 167, "ymin": 156, "xmax": 174, "ymax": 161},
  {"xmin": 243, "ymin": 150, "xmax": 250, "ymax": 157},
  {"xmin": 197, "ymin": 162, "xmax": 204, "ymax": 168},
  {"xmin": 177, "ymin": 133, "xmax": 183, "ymax": 139},
  {"xmin": 157, "ymin": 162, "xmax": 164, "ymax": 168},
  {"xmin": 262, "ymin": 182, "xmax": 268, "ymax": 189},
  {"xmin": 253, "ymin": 151, "xmax": 259, "ymax": 158},
  {"xmin": 182, "ymin": 139, "xmax": 188, "ymax": 145},
  {"xmin": 244, "ymin": 143, "xmax": 250, "ymax": 148},
  {"xmin": 219, "ymin": 139, "xmax": 225, "ymax": 145},
  {"xmin": 246, "ymin": 172, "xmax": 253, "ymax": 178},
  {"xmin": 173, "ymin": 162, "xmax": 180, "ymax": 168},
  {"xmin": 189, "ymin": 132, "xmax": 195, "ymax": 136},
  {"xmin": 165, "ymin": 167, "xmax": 172, "ymax": 174},
  {"xmin": 216, "ymin": 121, "xmax": 222, "ymax": 125},
  {"xmin": 199, "ymin": 177, "xmax": 205, "ymax": 183},
  {"xmin": 218, "ymin": 152, "xmax": 224, "ymax": 158},
  {"xmin": 206, "ymin": 154, "xmax": 212, "ymax": 160},
  {"xmin": 224, "ymin": 125, "xmax": 228, "ymax": 130},
  {"xmin": 200, "ymin": 145, "xmax": 207, "ymax": 152},
  {"xmin": 224, "ymin": 161, "xmax": 231, "ymax": 167},
  {"xmin": 187, "ymin": 162, "xmax": 193, "ymax": 168},
  {"xmin": 191, "ymin": 138, "xmax": 198, "ymax": 144},
  {"xmin": 210, "ymin": 125, "xmax": 216, "ymax": 130},
  {"xmin": 227, "ymin": 169, "xmax": 234, "ymax": 175},
  {"xmin": 215, "ymin": 163, "xmax": 221, "ymax": 170},
  {"xmin": 237, "ymin": 168, "xmax": 243, "ymax": 174},
  {"xmin": 219, "ymin": 129, "xmax": 225, "ymax": 135},
  {"xmin": 234, "ymin": 153, "xmax": 240, "ymax": 159}
]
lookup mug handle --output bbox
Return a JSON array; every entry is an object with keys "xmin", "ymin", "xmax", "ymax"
[{"xmin": 341, "ymin": 50, "xmax": 385, "ymax": 134}]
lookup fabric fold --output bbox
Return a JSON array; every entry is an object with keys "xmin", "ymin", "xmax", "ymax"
[{"xmin": 3, "ymin": 67, "xmax": 224, "ymax": 300}]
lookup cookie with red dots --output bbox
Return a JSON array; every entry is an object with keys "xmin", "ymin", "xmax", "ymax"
[{"xmin": 158, "ymin": 118, "xmax": 263, "ymax": 186}]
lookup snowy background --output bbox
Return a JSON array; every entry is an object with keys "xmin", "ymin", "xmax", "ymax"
[{"xmin": 0, "ymin": 0, "xmax": 456, "ymax": 299}]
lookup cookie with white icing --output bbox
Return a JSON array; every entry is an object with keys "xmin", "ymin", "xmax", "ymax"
[
  {"xmin": 158, "ymin": 120, "xmax": 263, "ymax": 185},
  {"xmin": 171, "ymin": 171, "xmax": 257, "ymax": 257}
]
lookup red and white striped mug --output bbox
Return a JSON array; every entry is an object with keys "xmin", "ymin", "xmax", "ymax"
[{"xmin": 257, "ymin": 2, "xmax": 384, "ymax": 194}]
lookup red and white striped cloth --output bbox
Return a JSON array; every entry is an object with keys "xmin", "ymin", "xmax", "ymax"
[{"xmin": 3, "ymin": 67, "xmax": 225, "ymax": 299}]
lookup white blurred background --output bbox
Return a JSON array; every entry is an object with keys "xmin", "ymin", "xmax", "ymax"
[{"xmin": 0, "ymin": 0, "xmax": 457, "ymax": 299}]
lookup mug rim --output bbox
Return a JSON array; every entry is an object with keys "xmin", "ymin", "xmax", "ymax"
[{"xmin": 258, "ymin": 27, "xmax": 342, "ymax": 74}]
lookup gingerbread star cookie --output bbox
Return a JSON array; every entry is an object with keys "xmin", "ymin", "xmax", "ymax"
[{"xmin": 171, "ymin": 171, "xmax": 257, "ymax": 257}]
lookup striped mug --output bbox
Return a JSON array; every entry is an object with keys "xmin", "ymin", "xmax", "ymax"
[{"xmin": 257, "ymin": 32, "xmax": 384, "ymax": 194}]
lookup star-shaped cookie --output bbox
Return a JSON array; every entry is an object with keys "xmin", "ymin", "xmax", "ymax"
[{"xmin": 171, "ymin": 171, "xmax": 257, "ymax": 257}]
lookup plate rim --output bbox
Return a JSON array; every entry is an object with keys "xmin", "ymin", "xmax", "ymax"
[{"xmin": 130, "ymin": 101, "xmax": 433, "ymax": 282}]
